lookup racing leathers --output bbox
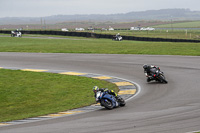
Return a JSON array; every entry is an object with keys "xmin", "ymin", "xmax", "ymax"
[{"xmin": 143, "ymin": 65, "xmax": 160, "ymax": 82}]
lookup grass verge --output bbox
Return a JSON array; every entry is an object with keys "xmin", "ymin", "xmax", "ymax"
[
  {"xmin": 0, "ymin": 69, "xmax": 118, "ymax": 122},
  {"xmin": 0, "ymin": 37, "xmax": 200, "ymax": 56}
]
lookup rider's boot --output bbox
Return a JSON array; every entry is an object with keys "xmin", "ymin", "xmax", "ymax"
[{"xmin": 147, "ymin": 77, "xmax": 151, "ymax": 82}]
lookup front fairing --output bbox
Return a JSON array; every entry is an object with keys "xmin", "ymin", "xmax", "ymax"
[
  {"xmin": 96, "ymin": 91, "xmax": 118, "ymax": 107},
  {"xmin": 102, "ymin": 93, "xmax": 118, "ymax": 107}
]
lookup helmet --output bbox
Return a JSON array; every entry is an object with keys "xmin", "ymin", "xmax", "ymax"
[
  {"xmin": 143, "ymin": 64, "xmax": 148, "ymax": 69},
  {"xmin": 93, "ymin": 86, "xmax": 99, "ymax": 93}
]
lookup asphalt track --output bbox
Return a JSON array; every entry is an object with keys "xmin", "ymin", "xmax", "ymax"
[{"xmin": 0, "ymin": 52, "xmax": 200, "ymax": 133}]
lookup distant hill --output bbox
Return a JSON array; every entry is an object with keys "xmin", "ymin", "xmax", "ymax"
[{"xmin": 0, "ymin": 8, "xmax": 200, "ymax": 25}]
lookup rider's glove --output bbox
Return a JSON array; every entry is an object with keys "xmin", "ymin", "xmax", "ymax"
[
  {"xmin": 96, "ymin": 98, "xmax": 99, "ymax": 102},
  {"xmin": 145, "ymin": 73, "xmax": 148, "ymax": 77}
]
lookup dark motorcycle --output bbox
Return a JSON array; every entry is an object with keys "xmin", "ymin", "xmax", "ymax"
[
  {"xmin": 147, "ymin": 69, "xmax": 168, "ymax": 83},
  {"xmin": 96, "ymin": 91, "xmax": 125, "ymax": 110}
]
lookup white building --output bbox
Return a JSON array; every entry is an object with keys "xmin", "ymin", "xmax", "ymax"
[
  {"xmin": 75, "ymin": 28, "xmax": 85, "ymax": 31},
  {"xmin": 61, "ymin": 28, "xmax": 69, "ymax": 32}
]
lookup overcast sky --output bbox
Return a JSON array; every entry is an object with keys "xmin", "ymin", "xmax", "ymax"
[{"xmin": 0, "ymin": 0, "xmax": 200, "ymax": 18}]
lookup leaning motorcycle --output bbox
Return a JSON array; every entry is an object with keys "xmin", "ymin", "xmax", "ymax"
[
  {"xmin": 148, "ymin": 70, "xmax": 168, "ymax": 83},
  {"xmin": 11, "ymin": 31, "xmax": 22, "ymax": 37},
  {"xmin": 112, "ymin": 35, "xmax": 122, "ymax": 41},
  {"xmin": 96, "ymin": 91, "xmax": 125, "ymax": 110}
]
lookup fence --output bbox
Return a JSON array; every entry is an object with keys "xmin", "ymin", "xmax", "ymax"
[{"xmin": 1, "ymin": 30, "xmax": 200, "ymax": 43}]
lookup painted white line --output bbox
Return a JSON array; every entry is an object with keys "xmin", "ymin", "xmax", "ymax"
[{"xmin": 109, "ymin": 76, "xmax": 141, "ymax": 102}]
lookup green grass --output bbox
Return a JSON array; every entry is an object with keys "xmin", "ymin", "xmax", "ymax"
[
  {"xmin": 0, "ymin": 33, "xmax": 90, "ymax": 40},
  {"xmin": 0, "ymin": 69, "xmax": 118, "ymax": 122},
  {"xmin": 154, "ymin": 21, "xmax": 200, "ymax": 28},
  {"xmin": 0, "ymin": 36, "xmax": 200, "ymax": 56}
]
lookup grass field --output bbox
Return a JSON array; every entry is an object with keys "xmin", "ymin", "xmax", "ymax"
[
  {"xmin": 0, "ymin": 69, "xmax": 118, "ymax": 122},
  {"xmin": 0, "ymin": 36, "xmax": 200, "ymax": 56},
  {"xmin": 154, "ymin": 21, "xmax": 200, "ymax": 28}
]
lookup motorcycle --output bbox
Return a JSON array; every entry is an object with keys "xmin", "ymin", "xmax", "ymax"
[
  {"xmin": 147, "ymin": 69, "xmax": 168, "ymax": 83},
  {"xmin": 112, "ymin": 35, "xmax": 123, "ymax": 41},
  {"xmin": 11, "ymin": 31, "xmax": 22, "ymax": 37},
  {"xmin": 96, "ymin": 91, "xmax": 125, "ymax": 110}
]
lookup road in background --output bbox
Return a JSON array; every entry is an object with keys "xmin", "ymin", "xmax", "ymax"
[{"xmin": 0, "ymin": 53, "xmax": 200, "ymax": 133}]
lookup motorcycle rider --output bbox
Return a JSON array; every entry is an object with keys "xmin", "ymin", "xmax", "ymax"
[
  {"xmin": 143, "ymin": 64, "xmax": 160, "ymax": 82},
  {"xmin": 14, "ymin": 29, "xmax": 19, "ymax": 33},
  {"xmin": 93, "ymin": 86, "xmax": 119, "ymax": 102},
  {"xmin": 116, "ymin": 33, "xmax": 120, "ymax": 37},
  {"xmin": 113, "ymin": 33, "xmax": 122, "ymax": 41}
]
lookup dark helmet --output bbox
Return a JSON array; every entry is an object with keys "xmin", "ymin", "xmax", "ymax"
[{"xmin": 143, "ymin": 64, "xmax": 148, "ymax": 69}]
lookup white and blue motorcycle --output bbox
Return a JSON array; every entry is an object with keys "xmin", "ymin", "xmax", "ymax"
[
  {"xmin": 96, "ymin": 91, "xmax": 125, "ymax": 110},
  {"xmin": 11, "ymin": 30, "xmax": 22, "ymax": 37}
]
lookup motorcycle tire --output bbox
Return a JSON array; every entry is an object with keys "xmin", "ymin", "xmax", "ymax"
[
  {"xmin": 118, "ymin": 96, "xmax": 126, "ymax": 107},
  {"xmin": 119, "ymin": 99, "xmax": 126, "ymax": 107},
  {"xmin": 162, "ymin": 79, "xmax": 168, "ymax": 83},
  {"xmin": 159, "ymin": 75, "xmax": 168, "ymax": 84},
  {"xmin": 101, "ymin": 99, "xmax": 113, "ymax": 110}
]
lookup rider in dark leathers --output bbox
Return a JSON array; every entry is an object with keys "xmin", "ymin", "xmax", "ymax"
[{"xmin": 143, "ymin": 64, "xmax": 160, "ymax": 82}]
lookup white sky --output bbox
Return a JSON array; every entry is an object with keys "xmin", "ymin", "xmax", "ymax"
[{"xmin": 0, "ymin": 0, "xmax": 199, "ymax": 18}]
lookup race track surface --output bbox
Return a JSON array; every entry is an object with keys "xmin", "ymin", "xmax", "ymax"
[{"xmin": 0, "ymin": 53, "xmax": 200, "ymax": 133}]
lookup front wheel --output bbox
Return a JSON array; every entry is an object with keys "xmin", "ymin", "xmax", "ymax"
[
  {"xmin": 162, "ymin": 79, "xmax": 168, "ymax": 83},
  {"xmin": 159, "ymin": 75, "xmax": 168, "ymax": 83},
  {"xmin": 101, "ymin": 99, "xmax": 113, "ymax": 110},
  {"xmin": 119, "ymin": 100, "xmax": 126, "ymax": 107},
  {"xmin": 118, "ymin": 97, "xmax": 126, "ymax": 106}
]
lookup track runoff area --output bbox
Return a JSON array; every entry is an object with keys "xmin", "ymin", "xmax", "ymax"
[{"xmin": 0, "ymin": 67, "xmax": 140, "ymax": 126}]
